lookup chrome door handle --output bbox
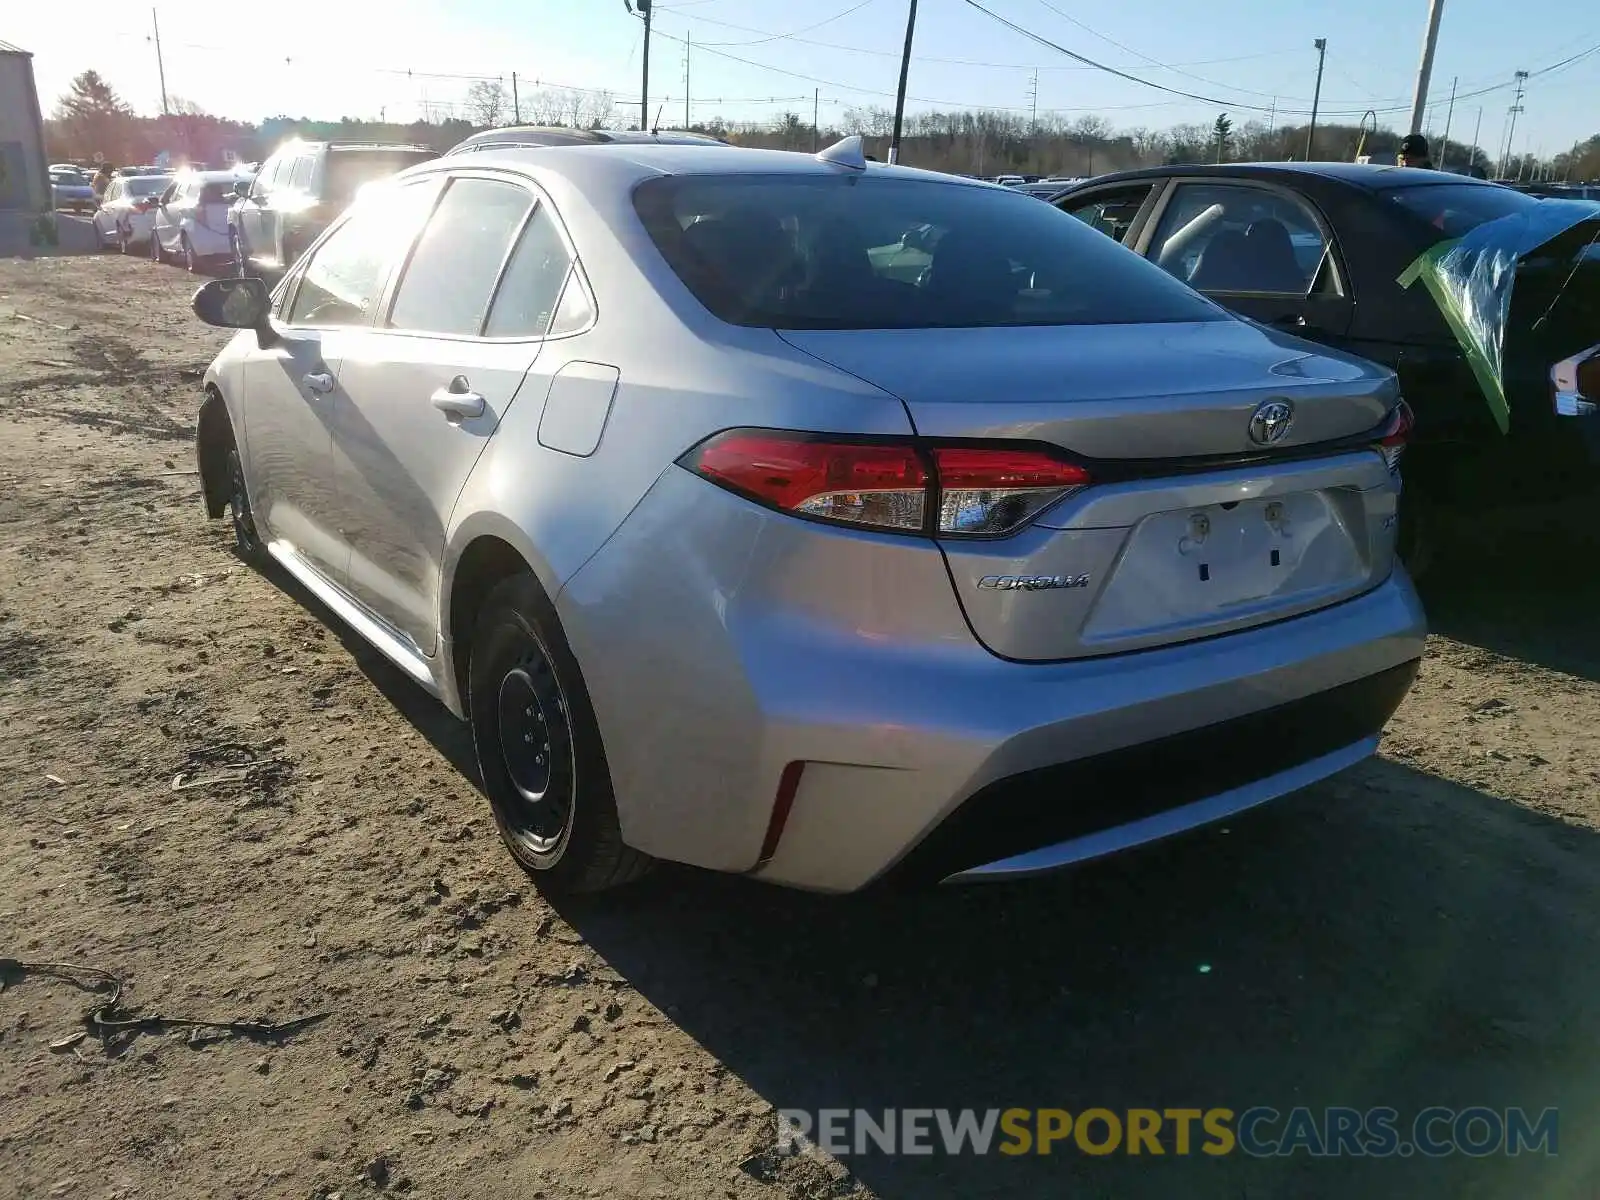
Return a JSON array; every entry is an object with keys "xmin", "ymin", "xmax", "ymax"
[
  {"xmin": 303, "ymin": 371, "xmax": 335, "ymax": 394},
  {"xmin": 430, "ymin": 383, "xmax": 486, "ymax": 421}
]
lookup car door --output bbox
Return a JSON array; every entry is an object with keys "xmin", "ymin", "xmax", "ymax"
[
  {"xmin": 330, "ymin": 173, "xmax": 577, "ymax": 654},
  {"xmin": 1136, "ymin": 179, "xmax": 1354, "ymax": 342},
  {"xmin": 237, "ymin": 156, "xmax": 270, "ymax": 261},
  {"xmin": 236, "ymin": 192, "xmax": 430, "ymax": 587},
  {"xmin": 94, "ymin": 179, "xmax": 121, "ymax": 238},
  {"xmin": 1056, "ymin": 180, "xmax": 1164, "ymax": 245},
  {"xmin": 151, "ymin": 180, "xmax": 180, "ymax": 252}
]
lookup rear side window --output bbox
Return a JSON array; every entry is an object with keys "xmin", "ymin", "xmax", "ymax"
[
  {"xmin": 388, "ymin": 178, "xmax": 532, "ymax": 336},
  {"xmin": 483, "ymin": 206, "xmax": 574, "ymax": 337},
  {"xmin": 633, "ymin": 174, "xmax": 1221, "ymax": 329},
  {"xmin": 1061, "ymin": 184, "xmax": 1156, "ymax": 243},
  {"xmin": 1380, "ymin": 183, "xmax": 1541, "ymax": 240}
]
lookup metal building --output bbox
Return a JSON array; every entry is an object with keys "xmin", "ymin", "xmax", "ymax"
[{"xmin": 0, "ymin": 40, "xmax": 49, "ymax": 213}]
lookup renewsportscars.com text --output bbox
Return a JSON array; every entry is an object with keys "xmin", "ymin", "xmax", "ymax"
[{"xmin": 776, "ymin": 1106, "xmax": 1558, "ymax": 1158}]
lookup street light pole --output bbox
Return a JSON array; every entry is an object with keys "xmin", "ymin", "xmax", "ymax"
[
  {"xmin": 1304, "ymin": 39, "xmax": 1327, "ymax": 161},
  {"xmin": 1437, "ymin": 75, "xmax": 1456, "ymax": 168},
  {"xmin": 1408, "ymin": 0, "xmax": 1445, "ymax": 134},
  {"xmin": 888, "ymin": 0, "xmax": 919, "ymax": 165}
]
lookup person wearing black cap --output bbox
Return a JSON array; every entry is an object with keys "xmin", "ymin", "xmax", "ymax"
[{"xmin": 1398, "ymin": 133, "xmax": 1434, "ymax": 170}]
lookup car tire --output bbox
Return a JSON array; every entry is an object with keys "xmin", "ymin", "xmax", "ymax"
[
  {"xmin": 467, "ymin": 573, "xmax": 652, "ymax": 895},
  {"xmin": 1396, "ymin": 492, "xmax": 1436, "ymax": 582},
  {"xmin": 224, "ymin": 442, "xmax": 263, "ymax": 564},
  {"xmin": 181, "ymin": 234, "xmax": 199, "ymax": 274}
]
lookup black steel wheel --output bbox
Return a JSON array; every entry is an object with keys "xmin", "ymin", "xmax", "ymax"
[
  {"xmin": 225, "ymin": 445, "xmax": 261, "ymax": 561},
  {"xmin": 468, "ymin": 574, "xmax": 651, "ymax": 894}
]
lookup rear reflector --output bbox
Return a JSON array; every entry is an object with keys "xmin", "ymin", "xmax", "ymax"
[{"xmin": 682, "ymin": 430, "xmax": 1090, "ymax": 537}]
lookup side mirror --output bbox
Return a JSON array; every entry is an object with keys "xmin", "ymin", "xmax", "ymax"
[
  {"xmin": 192, "ymin": 277, "xmax": 277, "ymax": 348},
  {"xmin": 1552, "ymin": 344, "xmax": 1600, "ymax": 416},
  {"xmin": 234, "ymin": 180, "xmax": 251, "ymax": 199}
]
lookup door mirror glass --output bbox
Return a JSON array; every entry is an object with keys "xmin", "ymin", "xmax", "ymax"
[
  {"xmin": 1552, "ymin": 345, "xmax": 1600, "ymax": 416},
  {"xmin": 193, "ymin": 277, "xmax": 272, "ymax": 330}
]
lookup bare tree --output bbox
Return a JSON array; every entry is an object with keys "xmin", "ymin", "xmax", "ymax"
[
  {"xmin": 579, "ymin": 89, "xmax": 617, "ymax": 130},
  {"xmin": 465, "ymin": 80, "xmax": 510, "ymax": 128}
]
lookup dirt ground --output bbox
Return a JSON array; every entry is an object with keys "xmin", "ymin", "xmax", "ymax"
[{"xmin": 2, "ymin": 253, "xmax": 1599, "ymax": 1200}]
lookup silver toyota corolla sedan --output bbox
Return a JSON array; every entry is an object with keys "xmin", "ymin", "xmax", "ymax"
[{"xmin": 188, "ymin": 137, "xmax": 1426, "ymax": 895}]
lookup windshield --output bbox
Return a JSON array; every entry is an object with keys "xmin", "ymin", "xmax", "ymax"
[
  {"xmin": 1381, "ymin": 182, "xmax": 1543, "ymax": 240},
  {"xmin": 326, "ymin": 150, "xmax": 437, "ymax": 204},
  {"xmin": 51, "ymin": 172, "xmax": 86, "ymax": 185},
  {"xmin": 125, "ymin": 176, "xmax": 172, "ymax": 197},
  {"xmin": 634, "ymin": 174, "xmax": 1224, "ymax": 330}
]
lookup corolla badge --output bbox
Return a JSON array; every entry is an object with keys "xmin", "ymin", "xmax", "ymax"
[
  {"xmin": 1248, "ymin": 399, "xmax": 1295, "ymax": 446},
  {"xmin": 977, "ymin": 574, "xmax": 1090, "ymax": 591}
]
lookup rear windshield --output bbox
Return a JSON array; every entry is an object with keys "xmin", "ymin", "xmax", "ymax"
[
  {"xmin": 124, "ymin": 176, "xmax": 171, "ymax": 196},
  {"xmin": 633, "ymin": 174, "xmax": 1224, "ymax": 329},
  {"xmin": 199, "ymin": 182, "xmax": 238, "ymax": 204},
  {"xmin": 1381, "ymin": 182, "xmax": 1542, "ymax": 240},
  {"xmin": 326, "ymin": 149, "xmax": 438, "ymax": 203}
]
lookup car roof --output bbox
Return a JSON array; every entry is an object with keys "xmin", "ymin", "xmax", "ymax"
[
  {"xmin": 414, "ymin": 141, "xmax": 996, "ymax": 190},
  {"xmin": 1060, "ymin": 161, "xmax": 1505, "ymax": 192},
  {"xmin": 446, "ymin": 126, "xmax": 728, "ymax": 154}
]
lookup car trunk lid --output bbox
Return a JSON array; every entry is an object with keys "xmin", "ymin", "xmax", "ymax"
[{"xmin": 779, "ymin": 321, "xmax": 1402, "ymax": 661}]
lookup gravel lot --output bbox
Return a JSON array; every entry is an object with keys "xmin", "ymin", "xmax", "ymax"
[{"xmin": 2, "ymin": 254, "xmax": 1599, "ymax": 1200}]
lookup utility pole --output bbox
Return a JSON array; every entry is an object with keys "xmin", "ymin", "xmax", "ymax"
[
  {"xmin": 1267, "ymin": 95, "xmax": 1277, "ymax": 138},
  {"xmin": 813, "ymin": 88, "xmax": 820, "ymax": 151},
  {"xmin": 1027, "ymin": 69, "xmax": 1039, "ymax": 135},
  {"xmin": 888, "ymin": 0, "xmax": 919, "ymax": 165},
  {"xmin": 511, "ymin": 73, "xmax": 520, "ymax": 123},
  {"xmin": 1471, "ymin": 107, "xmax": 1482, "ymax": 173},
  {"xmin": 1438, "ymin": 75, "xmax": 1456, "ymax": 168},
  {"xmin": 683, "ymin": 33, "xmax": 690, "ymax": 129},
  {"xmin": 625, "ymin": 0, "xmax": 652, "ymax": 131},
  {"xmin": 1304, "ymin": 38, "xmax": 1327, "ymax": 161},
  {"xmin": 1500, "ymin": 70, "xmax": 1528, "ymax": 178},
  {"xmin": 151, "ymin": 7, "xmax": 169, "ymax": 115},
  {"xmin": 1408, "ymin": 0, "xmax": 1445, "ymax": 134}
]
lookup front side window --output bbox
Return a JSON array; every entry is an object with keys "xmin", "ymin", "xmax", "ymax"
[
  {"xmin": 252, "ymin": 154, "xmax": 283, "ymax": 198},
  {"xmin": 289, "ymin": 156, "xmax": 315, "ymax": 190},
  {"xmin": 1148, "ymin": 183, "xmax": 1331, "ymax": 295},
  {"xmin": 286, "ymin": 181, "xmax": 441, "ymax": 327},
  {"xmin": 388, "ymin": 178, "xmax": 532, "ymax": 336},
  {"xmin": 634, "ymin": 174, "xmax": 1221, "ymax": 329},
  {"xmin": 1145, "ymin": 183, "xmax": 1331, "ymax": 296}
]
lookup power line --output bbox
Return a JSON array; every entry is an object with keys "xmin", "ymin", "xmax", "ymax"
[
  {"xmin": 959, "ymin": 0, "xmax": 1600, "ymax": 117},
  {"xmin": 694, "ymin": 0, "xmax": 878, "ymax": 47},
  {"xmin": 661, "ymin": 7, "xmax": 1305, "ymax": 71}
]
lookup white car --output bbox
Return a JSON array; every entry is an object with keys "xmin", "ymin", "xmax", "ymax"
[
  {"xmin": 150, "ymin": 170, "xmax": 253, "ymax": 271},
  {"xmin": 91, "ymin": 173, "xmax": 174, "ymax": 252}
]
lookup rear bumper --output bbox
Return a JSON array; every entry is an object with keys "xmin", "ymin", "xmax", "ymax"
[
  {"xmin": 562, "ymin": 468, "xmax": 1427, "ymax": 893},
  {"xmin": 908, "ymin": 659, "xmax": 1417, "ymax": 884}
]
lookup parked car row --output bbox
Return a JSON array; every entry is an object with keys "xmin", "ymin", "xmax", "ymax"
[
  {"xmin": 186, "ymin": 136, "xmax": 1441, "ymax": 899},
  {"xmin": 1050, "ymin": 162, "xmax": 1600, "ymax": 568}
]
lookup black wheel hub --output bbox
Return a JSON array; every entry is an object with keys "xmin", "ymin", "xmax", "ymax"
[
  {"xmin": 227, "ymin": 450, "xmax": 257, "ymax": 552},
  {"xmin": 495, "ymin": 654, "xmax": 572, "ymax": 852}
]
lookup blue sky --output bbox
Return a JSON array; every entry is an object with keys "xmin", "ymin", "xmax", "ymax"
[{"xmin": 13, "ymin": 0, "xmax": 1599, "ymax": 155}]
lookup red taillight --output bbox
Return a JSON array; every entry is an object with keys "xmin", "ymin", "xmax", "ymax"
[
  {"xmin": 683, "ymin": 431, "xmax": 1090, "ymax": 537},
  {"xmin": 1376, "ymin": 400, "xmax": 1414, "ymax": 472},
  {"xmin": 930, "ymin": 447, "xmax": 1092, "ymax": 535}
]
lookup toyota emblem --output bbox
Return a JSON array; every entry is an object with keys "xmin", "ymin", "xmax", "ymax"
[{"xmin": 1248, "ymin": 399, "xmax": 1295, "ymax": 446}]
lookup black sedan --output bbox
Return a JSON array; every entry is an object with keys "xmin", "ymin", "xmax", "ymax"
[{"xmin": 1053, "ymin": 164, "xmax": 1600, "ymax": 552}]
